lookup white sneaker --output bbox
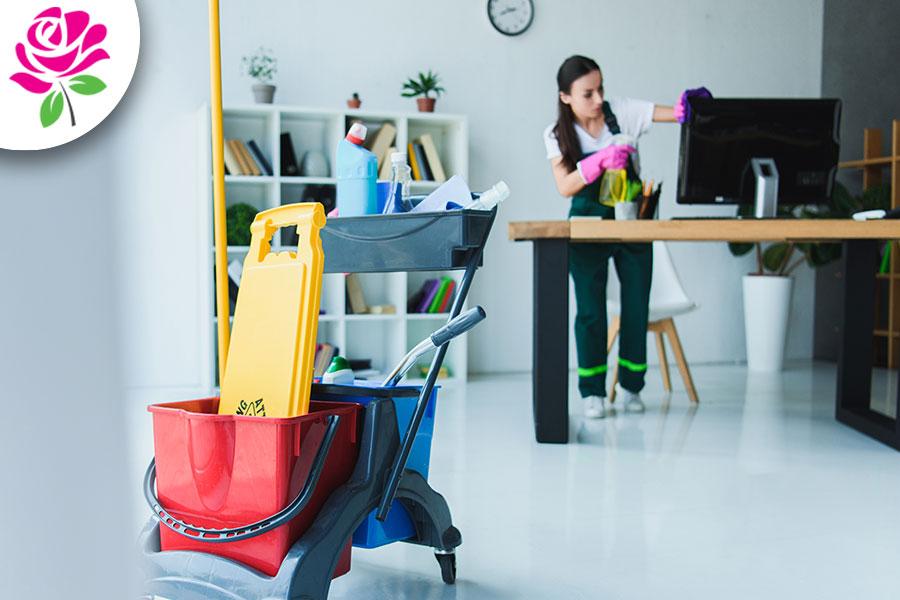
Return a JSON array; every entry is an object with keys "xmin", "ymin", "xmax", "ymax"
[
  {"xmin": 616, "ymin": 384, "xmax": 645, "ymax": 413},
  {"xmin": 583, "ymin": 395, "xmax": 606, "ymax": 419}
]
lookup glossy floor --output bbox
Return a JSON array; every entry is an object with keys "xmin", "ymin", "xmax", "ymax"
[{"xmin": 328, "ymin": 362, "xmax": 900, "ymax": 600}]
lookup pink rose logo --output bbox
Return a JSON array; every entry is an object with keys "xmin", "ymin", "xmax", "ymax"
[{"xmin": 10, "ymin": 7, "xmax": 110, "ymax": 128}]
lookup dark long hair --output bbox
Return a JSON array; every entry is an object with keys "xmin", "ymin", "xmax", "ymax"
[{"xmin": 553, "ymin": 55, "xmax": 601, "ymax": 172}]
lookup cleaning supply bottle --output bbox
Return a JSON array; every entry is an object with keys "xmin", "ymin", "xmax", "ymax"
[
  {"xmin": 336, "ymin": 123, "xmax": 377, "ymax": 216},
  {"xmin": 383, "ymin": 151, "xmax": 412, "ymax": 214},
  {"xmin": 465, "ymin": 181, "xmax": 510, "ymax": 211}
]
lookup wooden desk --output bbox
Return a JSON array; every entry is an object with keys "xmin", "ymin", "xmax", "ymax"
[{"xmin": 510, "ymin": 218, "xmax": 900, "ymax": 448}]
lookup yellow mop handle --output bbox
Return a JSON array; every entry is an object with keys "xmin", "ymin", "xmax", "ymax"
[{"xmin": 208, "ymin": 0, "xmax": 230, "ymax": 382}]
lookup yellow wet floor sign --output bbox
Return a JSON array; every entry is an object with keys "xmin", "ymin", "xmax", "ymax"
[{"xmin": 219, "ymin": 203, "xmax": 325, "ymax": 417}]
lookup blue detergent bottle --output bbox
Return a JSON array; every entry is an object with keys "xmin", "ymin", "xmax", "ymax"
[{"xmin": 336, "ymin": 122, "xmax": 377, "ymax": 216}]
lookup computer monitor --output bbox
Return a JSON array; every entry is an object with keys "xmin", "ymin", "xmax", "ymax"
[{"xmin": 677, "ymin": 98, "xmax": 841, "ymax": 217}]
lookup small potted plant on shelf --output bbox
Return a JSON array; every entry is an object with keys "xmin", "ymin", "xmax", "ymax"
[
  {"xmin": 347, "ymin": 92, "xmax": 361, "ymax": 109},
  {"xmin": 401, "ymin": 69, "xmax": 444, "ymax": 112},
  {"xmin": 241, "ymin": 47, "xmax": 277, "ymax": 104}
]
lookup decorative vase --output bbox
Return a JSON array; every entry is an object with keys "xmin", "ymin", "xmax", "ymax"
[
  {"xmin": 347, "ymin": 98, "xmax": 361, "ymax": 109},
  {"xmin": 416, "ymin": 97, "xmax": 436, "ymax": 113},
  {"xmin": 300, "ymin": 150, "xmax": 330, "ymax": 178},
  {"xmin": 252, "ymin": 84, "xmax": 276, "ymax": 104},
  {"xmin": 742, "ymin": 274, "xmax": 793, "ymax": 371}
]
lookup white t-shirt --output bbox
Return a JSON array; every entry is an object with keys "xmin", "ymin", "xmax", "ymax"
[{"xmin": 543, "ymin": 96, "xmax": 654, "ymax": 174}]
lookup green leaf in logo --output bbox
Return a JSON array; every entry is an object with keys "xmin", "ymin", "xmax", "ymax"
[
  {"xmin": 40, "ymin": 92, "xmax": 64, "ymax": 128},
  {"xmin": 69, "ymin": 75, "xmax": 107, "ymax": 96}
]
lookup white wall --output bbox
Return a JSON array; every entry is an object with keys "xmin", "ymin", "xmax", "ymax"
[{"xmin": 118, "ymin": 0, "xmax": 825, "ymax": 388}]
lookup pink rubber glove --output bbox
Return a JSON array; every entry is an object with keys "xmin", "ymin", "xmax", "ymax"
[
  {"xmin": 576, "ymin": 144, "xmax": 636, "ymax": 185},
  {"xmin": 674, "ymin": 86, "xmax": 713, "ymax": 123}
]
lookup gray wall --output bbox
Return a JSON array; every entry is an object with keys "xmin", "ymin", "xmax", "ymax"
[{"xmin": 814, "ymin": 0, "xmax": 900, "ymax": 359}]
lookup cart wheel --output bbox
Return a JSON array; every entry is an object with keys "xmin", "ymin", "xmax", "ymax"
[{"xmin": 435, "ymin": 552, "xmax": 457, "ymax": 584}]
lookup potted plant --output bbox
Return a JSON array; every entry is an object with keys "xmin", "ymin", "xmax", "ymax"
[
  {"xmin": 347, "ymin": 92, "xmax": 361, "ymax": 109},
  {"xmin": 241, "ymin": 47, "xmax": 277, "ymax": 104},
  {"xmin": 729, "ymin": 182, "xmax": 891, "ymax": 371},
  {"xmin": 401, "ymin": 69, "xmax": 445, "ymax": 112}
]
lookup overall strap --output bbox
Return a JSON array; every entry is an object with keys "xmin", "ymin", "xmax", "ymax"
[{"xmin": 602, "ymin": 100, "xmax": 638, "ymax": 181}]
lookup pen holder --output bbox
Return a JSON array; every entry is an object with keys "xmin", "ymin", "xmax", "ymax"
[
  {"xmin": 614, "ymin": 201, "xmax": 638, "ymax": 220},
  {"xmin": 637, "ymin": 188, "xmax": 661, "ymax": 220}
]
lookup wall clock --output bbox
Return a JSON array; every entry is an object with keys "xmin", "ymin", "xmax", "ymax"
[{"xmin": 487, "ymin": 0, "xmax": 534, "ymax": 37}]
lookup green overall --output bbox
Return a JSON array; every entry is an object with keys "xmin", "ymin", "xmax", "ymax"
[{"xmin": 569, "ymin": 102, "xmax": 653, "ymax": 398}]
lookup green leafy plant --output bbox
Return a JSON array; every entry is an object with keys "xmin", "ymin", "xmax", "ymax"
[
  {"xmin": 729, "ymin": 181, "xmax": 892, "ymax": 275},
  {"xmin": 401, "ymin": 70, "xmax": 445, "ymax": 99},
  {"xmin": 226, "ymin": 203, "xmax": 259, "ymax": 246},
  {"xmin": 241, "ymin": 47, "xmax": 277, "ymax": 84}
]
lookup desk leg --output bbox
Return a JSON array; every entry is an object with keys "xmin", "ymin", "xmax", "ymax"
[
  {"xmin": 836, "ymin": 239, "xmax": 900, "ymax": 450},
  {"xmin": 533, "ymin": 239, "xmax": 569, "ymax": 444}
]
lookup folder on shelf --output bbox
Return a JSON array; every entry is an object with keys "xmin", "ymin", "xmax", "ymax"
[
  {"xmin": 415, "ymin": 278, "xmax": 440, "ymax": 313},
  {"xmin": 412, "ymin": 142, "xmax": 432, "ymax": 181},
  {"xmin": 247, "ymin": 140, "xmax": 273, "ymax": 176},
  {"xmin": 428, "ymin": 277, "xmax": 452, "ymax": 313},
  {"xmin": 367, "ymin": 123, "xmax": 397, "ymax": 172},
  {"xmin": 437, "ymin": 279, "xmax": 456, "ymax": 313},
  {"xmin": 379, "ymin": 146, "xmax": 397, "ymax": 180},
  {"xmin": 408, "ymin": 142, "xmax": 423, "ymax": 181},
  {"xmin": 417, "ymin": 134, "xmax": 446, "ymax": 183},
  {"xmin": 346, "ymin": 273, "xmax": 369, "ymax": 314},
  {"xmin": 280, "ymin": 133, "xmax": 300, "ymax": 176},
  {"xmin": 237, "ymin": 140, "xmax": 261, "ymax": 176},
  {"xmin": 227, "ymin": 139, "xmax": 252, "ymax": 175}
]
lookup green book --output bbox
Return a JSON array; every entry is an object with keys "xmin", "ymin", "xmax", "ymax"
[{"xmin": 428, "ymin": 277, "xmax": 452, "ymax": 313}]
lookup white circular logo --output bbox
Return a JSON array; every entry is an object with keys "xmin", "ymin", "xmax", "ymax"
[{"xmin": 0, "ymin": 2, "xmax": 140, "ymax": 150}]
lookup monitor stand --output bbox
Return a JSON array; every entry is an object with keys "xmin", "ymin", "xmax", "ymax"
[{"xmin": 751, "ymin": 158, "xmax": 779, "ymax": 218}]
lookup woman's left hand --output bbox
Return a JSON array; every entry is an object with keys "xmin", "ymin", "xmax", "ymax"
[{"xmin": 674, "ymin": 87, "xmax": 713, "ymax": 123}]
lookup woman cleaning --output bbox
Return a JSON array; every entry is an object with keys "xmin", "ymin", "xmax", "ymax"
[{"xmin": 543, "ymin": 54, "xmax": 708, "ymax": 419}]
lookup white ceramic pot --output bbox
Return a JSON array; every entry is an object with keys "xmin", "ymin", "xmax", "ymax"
[
  {"xmin": 742, "ymin": 274, "xmax": 793, "ymax": 371},
  {"xmin": 614, "ymin": 202, "xmax": 638, "ymax": 220}
]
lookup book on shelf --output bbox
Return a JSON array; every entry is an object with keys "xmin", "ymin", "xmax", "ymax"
[
  {"xmin": 414, "ymin": 278, "xmax": 441, "ymax": 313},
  {"xmin": 226, "ymin": 259, "xmax": 242, "ymax": 315},
  {"xmin": 237, "ymin": 140, "xmax": 261, "ymax": 176},
  {"xmin": 222, "ymin": 140, "xmax": 245, "ymax": 175},
  {"xmin": 417, "ymin": 133, "xmax": 447, "ymax": 183},
  {"xmin": 227, "ymin": 139, "xmax": 252, "ymax": 175},
  {"xmin": 247, "ymin": 140, "xmax": 273, "ymax": 176},
  {"xmin": 412, "ymin": 142, "xmax": 433, "ymax": 181},
  {"xmin": 365, "ymin": 123, "xmax": 397, "ymax": 172},
  {"xmin": 437, "ymin": 279, "xmax": 456, "ymax": 313},
  {"xmin": 407, "ymin": 142, "xmax": 421, "ymax": 181},
  {"xmin": 345, "ymin": 273, "xmax": 369, "ymax": 314},
  {"xmin": 427, "ymin": 276, "xmax": 453, "ymax": 313},
  {"xmin": 280, "ymin": 133, "xmax": 300, "ymax": 176},
  {"xmin": 313, "ymin": 343, "xmax": 337, "ymax": 377},
  {"xmin": 379, "ymin": 146, "xmax": 398, "ymax": 180}
]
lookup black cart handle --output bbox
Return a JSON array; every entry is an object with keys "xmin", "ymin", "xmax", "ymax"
[
  {"xmin": 143, "ymin": 414, "xmax": 340, "ymax": 544},
  {"xmin": 431, "ymin": 306, "xmax": 486, "ymax": 348}
]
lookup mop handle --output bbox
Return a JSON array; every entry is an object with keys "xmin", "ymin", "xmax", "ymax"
[{"xmin": 381, "ymin": 306, "xmax": 486, "ymax": 387}]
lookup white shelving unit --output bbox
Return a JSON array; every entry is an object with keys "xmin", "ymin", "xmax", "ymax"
[{"xmin": 198, "ymin": 104, "xmax": 469, "ymax": 391}]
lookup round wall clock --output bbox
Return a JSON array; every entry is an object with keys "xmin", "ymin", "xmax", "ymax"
[{"xmin": 487, "ymin": 0, "xmax": 534, "ymax": 37}]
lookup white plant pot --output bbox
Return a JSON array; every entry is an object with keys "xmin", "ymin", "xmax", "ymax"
[{"xmin": 743, "ymin": 275, "xmax": 793, "ymax": 372}]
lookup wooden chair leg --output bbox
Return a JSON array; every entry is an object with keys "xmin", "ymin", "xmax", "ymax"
[
  {"xmin": 609, "ymin": 362, "xmax": 619, "ymax": 403},
  {"xmin": 654, "ymin": 328, "xmax": 672, "ymax": 392},
  {"xmin": 607, "ymin": 315, "xmax": 620, "ymax": 354},
  {"xmin": 663, "ymin": 318, "xmax": 698, "ymax": 403}
]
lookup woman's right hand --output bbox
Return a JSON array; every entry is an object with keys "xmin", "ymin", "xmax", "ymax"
[{"xmin": 576, "ymin": 144, "xmax": 636, "ymax": 185}]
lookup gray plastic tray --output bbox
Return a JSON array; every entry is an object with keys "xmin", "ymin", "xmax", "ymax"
[{"xmin": 321, "ymin": 209, "xmax": 493, "ymax": 273}]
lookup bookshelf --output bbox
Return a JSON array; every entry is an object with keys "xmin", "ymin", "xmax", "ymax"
[
  {"xmin": 198, "ymin": 104, "xmax": 470, "ymax": 391},
  {"xmin": 838, "ymin": 120, "xmax": 900, "ymax": 368}
]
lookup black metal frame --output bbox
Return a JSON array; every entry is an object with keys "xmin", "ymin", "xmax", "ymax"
[{"xmin": 836, "ymin": 240, "xmax": 900, "ymax": 449}]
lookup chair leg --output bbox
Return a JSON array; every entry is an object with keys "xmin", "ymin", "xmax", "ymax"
[
  {"xmin": 607, "ymin": 315, "xmax": 620, "ymax": 354},
  {"xmin": 609, "ymin": 362, "xmax": 619, "ymax": 403},
  {"xmin": 663, "ymin": 318, "xmax": 698, "ymax": 403},
  {"xmin": 654, "ymin": 328, "xmax": 672, "ymax": 392}
]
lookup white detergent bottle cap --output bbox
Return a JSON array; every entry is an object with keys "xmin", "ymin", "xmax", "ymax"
[
  {"xmin": 471, "ymin": 180, "xmax": 510, "ymax": 210},
  {"xmin": 346, "ymin": 122, "xmax": 367, "ymax": 145},
  {"xmin": 391, "ymin": 151, "xmax": 407, "ymax": 163}
]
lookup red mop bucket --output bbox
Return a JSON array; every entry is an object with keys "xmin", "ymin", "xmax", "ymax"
[{"xmin": 146, "ymin": 398, "xmax": 362, "ymax": 577}]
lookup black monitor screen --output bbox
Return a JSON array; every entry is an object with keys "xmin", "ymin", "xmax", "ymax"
[{"xmin": 677, "ymin": 98, "xmax": 841, "ymax": 205}]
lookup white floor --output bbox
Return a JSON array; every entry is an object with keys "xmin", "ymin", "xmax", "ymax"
[
  {"xmin": 326, "ymin": 362, "xmax": 900, "ymax": 600},
  {"xmin": 133, "ymin": 362, "xmax": 900, "ymax": 599}
]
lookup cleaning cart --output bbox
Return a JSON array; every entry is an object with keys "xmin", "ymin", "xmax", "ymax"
[{"xmin": 140, "ymin": 206, "xmax": 497, "ymax": 599}]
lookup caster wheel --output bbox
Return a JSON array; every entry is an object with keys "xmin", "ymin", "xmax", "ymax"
[{"xmin": 435, "ymin": 552, "xmax": 457, "ymax": 584}]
